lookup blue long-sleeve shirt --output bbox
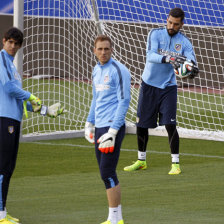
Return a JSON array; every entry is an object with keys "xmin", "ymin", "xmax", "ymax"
[
  {"xmin": 142, "ymin": 27, "xmax": 197, "ymax": 89},
  {"xmin": 87, "ymin": 58, "xmax": 131, "ymax": 130},
  {"xmin": 0, "ymin": 49, "xmax": 32, "ymax": 122}
]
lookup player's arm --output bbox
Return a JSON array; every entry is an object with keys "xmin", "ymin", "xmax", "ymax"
[
  {"xmin": 3, "ymin": 79, "xmax": 31, "ymax": 100},
  {"xmin": 0, "ymin": 60, "xmax": 42, "ymax": 115},
  {"xmin": 97, "ymin": 67, "xmax": 131, "ymax": 153},
  {"xmin": 85, "ymin": 76, "xmax": 96, "ymax": 144},
  {"xmin": 3, "ymin": 79, "xmax": 66, "ymax": 118},
  {"xmin": 111, "ymin": 67, "xmax": 131, "ymax": 130},
  {"xmin": 183, "ymin": 39, "xmax": 197, "ymax": 65},
  {"xmin": 146, "ymin": 29, "xmax": 186, "ymax": 67},
  {"xmin": 2, "ymin": 79, "xmax": 41, "ymax": 115},
  {"xmin": 146, "ymin": 30, "xmax": 164, "ymax": 63}
]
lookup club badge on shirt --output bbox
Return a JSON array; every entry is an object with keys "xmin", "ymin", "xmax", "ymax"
[
  {"xmin": 175, "ymin": 44, "xmax": 182, "ymax": 51},
  {"xmin": 8, "ymin": 126, "xmax": 14, "ymax": 134},
  {"xmin": 104, "ymin": 74, "xmax": 109, "ymax": 83}
]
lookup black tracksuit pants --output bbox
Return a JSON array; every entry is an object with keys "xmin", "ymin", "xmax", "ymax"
[{"xmin": 0, "ymin": 117, "xmax": 20, "ymax": 210}]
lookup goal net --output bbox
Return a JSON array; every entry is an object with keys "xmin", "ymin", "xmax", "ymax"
[{"xmin": 21, "ymin": 0, "xmax": 224, "ymax": 141}]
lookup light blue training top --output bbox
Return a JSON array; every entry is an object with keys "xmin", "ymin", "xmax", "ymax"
[
  {"xmin": 142, "ymin": 27, "xmax": 197, "ymax": 89},
  {"xmin": 87, "ymin": 57, "xmax": 131, "ymax": 130},
  {"xmin": 0, "ymin": 49, "xmax": 32, "ymax": 122}
]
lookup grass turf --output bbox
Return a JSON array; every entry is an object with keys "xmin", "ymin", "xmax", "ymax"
[
  {"xmin": 7, "ymin": 135, "xmax": 224, "ymax": 224},
  {"xmin": 22, "ymin": 79, "xmax": 224, "ymax": 135}
]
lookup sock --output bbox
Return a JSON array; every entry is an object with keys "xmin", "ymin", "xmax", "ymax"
[
  {"xmin": 117, "ymin": 204, "xmax": 123, "ymax": 221},
  {"xmin": 138, "ymin": 151, "xmax": 146, "ymax": 161},
  {"xmin": 107, "ymin": 207, "xmax": 118, "ymax": 224},
  {"xmin": 165, "ymin": 124, "xmax": 179, "ymax": 155},
  {"xmin": 171, "ymin": 154, "xmax": 179, "ymax": 163},
  {"xmin": 0, "ymin": 210, "xmax": 6, "ymax": 220}
]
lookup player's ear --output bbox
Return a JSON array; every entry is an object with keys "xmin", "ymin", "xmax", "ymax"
[
  {"xmin": 2, "ymin": 38, "xmax": 6, "ymax": 45},
  {"xmin": 166, "ymin": 16, "xmax": 170, "ymax": 23},
  {"xmin": 181, "ymin": 21, "xmax": 184, "ymax": 28}
]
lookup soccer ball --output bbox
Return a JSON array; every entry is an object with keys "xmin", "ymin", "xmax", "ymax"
[{"xmin": 174, "ymin": 60, "xmax": 194, "ymax": 79}]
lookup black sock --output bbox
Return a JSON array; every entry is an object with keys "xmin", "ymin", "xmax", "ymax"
[
  {"xmin": 165, "ymin": 124, "xmax": 179, "ymax": 154},
  {"xmin": 137, "ymin": 126, "xmax": 148, "ymax": 153}
]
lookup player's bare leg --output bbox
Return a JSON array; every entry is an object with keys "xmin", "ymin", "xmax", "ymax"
[{"xmin": 101, "ymin": 184, "xmax": 124, "ymax": 224}]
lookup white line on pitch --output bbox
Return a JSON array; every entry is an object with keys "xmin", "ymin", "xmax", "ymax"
[{"xmin": 24, "ymin": 142, "xmax": 224, "ymax": 159}]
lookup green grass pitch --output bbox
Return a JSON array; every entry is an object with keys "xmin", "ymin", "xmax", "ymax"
[
  {"xmin": 8, "ymin": 134, "xmax": 224, "ymax": 224},
  {"xmin": 22, "ymin": 79, "xmax": 224, "ymax": 135}
]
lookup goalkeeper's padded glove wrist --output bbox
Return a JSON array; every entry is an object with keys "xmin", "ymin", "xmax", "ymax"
[
  {"xmin": 108, "ymin": 128, "xmax": 118, "ymax": 136},
  {"xmin": 28, "ymin": 94, "xmax": 36, "ymax": 101},
  {"xmin": 85, "ymin": 122, "xmax": 95, "ymax": 144},
  {"xmin": 39, "ymin": 105, "xmax": 48, "ymax": 116}
]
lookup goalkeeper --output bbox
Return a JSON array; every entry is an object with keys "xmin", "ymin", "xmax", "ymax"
[
  {"xmin": 124, "ymin": 8, "xmax": 198, "ymax": 175},
  {"xmin": 85, "ymin": 35, "xmax": 131, "ymax": 224},
  {"xmin": 0, "ymin": 27, "xmax": 66, "ymax": 224}
]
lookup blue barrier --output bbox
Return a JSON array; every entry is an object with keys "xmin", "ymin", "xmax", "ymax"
[{"xmin": 1, "ymin": 0, "xmax": 223, "ymax": 26}]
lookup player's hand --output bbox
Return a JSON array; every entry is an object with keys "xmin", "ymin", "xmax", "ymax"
[
  {"xmin": 188, "ymin": 65, "xmax": 199, "ymax": 79},
  {"xmin": 97, "ymin": 128, "xmax": 118, "ymax": 153},
  {"xmin": 47, "ymin": 103, "xmax": 67, "ymax": 118},
  {"xmin": 85, "ymin": 122, "xmax": 95, "ymax": 144},
  {"xmin": 165, "ymin": 55, "xmax": 180, "ymax": 69},
  {"xmin": 28, "ymin": 94, "xmax": 42, "ymax": 112}
]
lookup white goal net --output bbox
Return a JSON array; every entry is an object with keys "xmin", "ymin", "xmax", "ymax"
[{"xmin": 20, "ymin": 0, "xmax": 224, "ymax": 141}]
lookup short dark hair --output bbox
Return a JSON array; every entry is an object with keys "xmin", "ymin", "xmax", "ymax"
[
  {"xmin": 94, "ymin": 35, "xmax": 112, "ymax": 48},
  {"xmin": 169, "ymin": 8, "xmax": 185, "ymax": 22},
  {"xmin": 3, "ymin": 27, "xmax": 23, "ymax": 46}
]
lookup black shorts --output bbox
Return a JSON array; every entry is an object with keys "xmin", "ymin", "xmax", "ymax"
[
  {"xmin": 95, "ymin": 125, "xmax": 125, "ymax": 189},
  {"xmin": 136, "ymin": 81, "xmax": 177, "ymax": 128}
]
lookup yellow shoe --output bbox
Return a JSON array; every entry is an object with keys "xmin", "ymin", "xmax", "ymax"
[
  {"xmin": 101, "ymin": 221, "xmax": 111, "ymax": 224},
  {"xmin": 124, "ymin": 160, "xmax": 147, "ymax": 171},
  {"xmin": 101, "ymin": 220, "xmax": 124, "ymax": 224},
  {"xmin": 6, "ymin": 214, "xmax": 19, "ymax": 223},
  {"xmin": 168, "ymin": 164, "xmax": 181, "ymax": 175},
  {"xmin": 0, "ymin": 218, "xmax": 18, "ymax": 224}
]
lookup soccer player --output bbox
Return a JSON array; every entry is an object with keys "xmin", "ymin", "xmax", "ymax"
[
  {"xmin": 0, "ymin": 27, "xmax": 66, "ymax": 224},
  {"xmin": 124, "ymin": 8, "xmax": 198, "ymax": 174},
  {"xmin": 85, "ymin": 35, "xmax": 131, "ymax": 224}
]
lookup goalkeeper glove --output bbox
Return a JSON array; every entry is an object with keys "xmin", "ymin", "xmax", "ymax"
[
  {"xmin": 165, "ymin": 55, "xmax": 180, "ymax": 68},
  {"xmin": 97, "ymin": 128, "xmax": 118, "ymax": 153},
  {"xmin": 23, "ymin": 94, "xmax": 41, "ymax": 118},
  {"xmin": 174, "ymin": 60, "xmax": 199, "ymax": 79},
  {"xmin": 28, "ymin": 94, "xmax": 42, "ymax": 112},
  {"xmin": 85, "ymin": 122, "xmax": 95, "ymax": 144},
  {"xmin": 46, "ymin": 103, "xmax": 67, "ymax": 118}
]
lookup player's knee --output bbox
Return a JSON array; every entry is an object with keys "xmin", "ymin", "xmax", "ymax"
[
  {"xmin": 165, "ymin": 124, "xmax": 177, "ymax": 135},
  {"xmin": 165, "ymin": 124, "xmax": 179, "ymax": 143},
  {"xmin": 100, "ymin": 170, "xmax": 119, "ymax": 189}
]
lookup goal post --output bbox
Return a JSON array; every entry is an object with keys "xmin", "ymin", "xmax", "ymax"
[{"xmin": 18, "ymin": 0, "xmax": 224, "ymax": 142}]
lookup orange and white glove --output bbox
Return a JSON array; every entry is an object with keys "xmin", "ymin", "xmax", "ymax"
[
  {"xmin": 85, "ymin": 122, "xmax": 95, "ymax": 144},
  {"xmin": 97, "ymin": 128, "xmax": 118, "ymax": 153}
]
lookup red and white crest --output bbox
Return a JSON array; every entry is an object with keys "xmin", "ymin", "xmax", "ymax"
[
  {"xmin": 104, "ymin": 74, "xmax": 109, "ymax": 83},
  {"xmin": 8, "ymin": 126, "xmax": 14, "ymax": 134},
  {"xmin": 175, "ymin": 44, "xmax": 182, "ymax": 51}
]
